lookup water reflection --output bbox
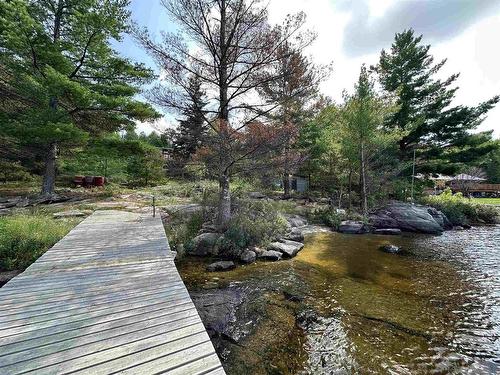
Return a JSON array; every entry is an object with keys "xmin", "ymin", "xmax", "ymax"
[{"xmin": 298, "ymin": 226, "xmax": 500, "ymax": 374}]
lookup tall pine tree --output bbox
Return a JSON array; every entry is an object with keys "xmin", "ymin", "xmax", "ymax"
[
  {"xmin": 167, "ymin": 75, "xmax": 208, "ymax": 162},
  {"xmin": 0, "ymin": 0, "xmax": 157, "ymax": 195},
  {"xmin": 375, "ymin": 29, "xmax": 499, "ymax": 174}
]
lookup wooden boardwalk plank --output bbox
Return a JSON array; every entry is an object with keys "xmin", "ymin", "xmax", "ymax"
[{"xmin": 0, "ymin": 210, "xmax": 225, "ymax": 375}]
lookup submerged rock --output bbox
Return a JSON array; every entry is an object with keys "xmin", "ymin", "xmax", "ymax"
[
  {"xmin": 338, "ymin": 220, "xmax": 370, "ymax": 234},
  {"xmin": 283, "ymin": 290, "xmax": 304, "ymax": 302},
  {"xmin": 240, "ymin": 249, "xmax": 257, "ymax": 264},
  {"xmin": 373, "ymin": 228, "xmax": 402, "ymax": 235},
  {"xmin": 259, "ymin": 250, "xmax": 282, "ymax": 261},
  {"xmin": 187, "ymin": 233, "xmax": 221, "ymax": 256},
  {"xmin": 206, "ymin": 261, "xmax": 236, "ymax": 272},
  {"xmin": 379, "ymin": 244, "xmax": 401, "ymax": 254},
  {"xmin": 370, "ymin": 202, "xmax": 449, "ymax": 234}
]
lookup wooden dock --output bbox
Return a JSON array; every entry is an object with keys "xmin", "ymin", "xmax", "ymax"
[{"xmin": 0, "ymin": 210, "xmax": 225, "ymax": 375}]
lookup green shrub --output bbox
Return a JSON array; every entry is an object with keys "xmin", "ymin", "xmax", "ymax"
[
  {"xmin": 164, "ymin": 212, "xmax": 204, "ymax": 252},
  {"xmin": 422, "ymin": 189, "xmax": 499, "ymax": 225},
  {"xmin": 308, "ymin": 206, "xmax": 344, "ymax": 229},
  {"xmin": 220, "ymin": 200, "xmax": 288, "ymax": 255},
  {"xmin": 0, "ymin": 214, "xmax": 78, "ymax": 271}
]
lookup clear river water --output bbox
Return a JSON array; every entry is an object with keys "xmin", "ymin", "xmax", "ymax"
[{"xmin": 178, "ymin": 225, "xmax": 500, "ymax": 374}]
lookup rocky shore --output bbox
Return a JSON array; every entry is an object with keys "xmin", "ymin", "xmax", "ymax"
[{"xmin": 180, "ymin": 201, "xmax": 467, "ymax": 270}]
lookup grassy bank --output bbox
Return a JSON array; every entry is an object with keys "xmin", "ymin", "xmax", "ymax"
[
  {"xmin": 471, "ymin": 197, "xmax": 500, "ymax": 206},
  {"xmin": 0, "ymin": 213, "xmax": 80, "ymax": 271},
  {"xmin": 422, "ymin": 190, "xmax": 499, "ymax": 225}
]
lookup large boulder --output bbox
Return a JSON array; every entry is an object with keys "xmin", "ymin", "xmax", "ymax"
[
  {"xmin": 338, "ymin": 220, "xmax": 370, "ymax": 234},
  {"xmin": 284, "ymin": 214, "xmax": 308, "ymax": 228},
  {"xmin": 427, "ymin": 207, "xmax": 453, "ymax": 230},
  {"xmin": 240, "ymin": 249, "xmax": 256, "ymax": 264},
  {"xmin": 370, "ymin": 202, "xmax": 449, "ymax": 234},
  {"xmin": 206, "ymin": 261, "xmax": 236, "ymax": 272},
  {"xmin": 187, "ymin": 233, "xmax": 221, "ymax": 256},
  {"xmin": 268, "ymin": 240, "xmax": 304, "ymax": 258},
  {"xmin": 283, "ymin": 228, "xmax": 305, "ymax": 242}
]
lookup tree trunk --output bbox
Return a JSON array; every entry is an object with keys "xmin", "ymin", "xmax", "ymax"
[
  {"xmin": 41, "ymin": 143, "xmax": 57, "ymax": 196},
  {"xmin": 216, "ymin": 0, "xmax": 231, "ymax": 228},
  {"xmin": 283, "ymin": 174, "xmax": 290, "ymax": 198},
  {"xmin": 360, "ymin": 142, "xmax": 368, "ymax": 217},
  {"xmin": 348, "ymin": 168, "xmax": 352, "ymax": 212},
  {"xmin": 217, "ymin": 173, "xmax": 231, "ymax": 228}
]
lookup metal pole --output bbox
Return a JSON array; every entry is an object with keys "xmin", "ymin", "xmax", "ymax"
[
  {"xmin": 411, "ymin": 148, "xmax": 416, "ymax": 202},
  {"xmin": 152, "ymin": 196, "xmax": 156, "ymax": 217}
]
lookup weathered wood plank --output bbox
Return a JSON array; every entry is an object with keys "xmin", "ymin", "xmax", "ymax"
[{"xmin": 0, "ymin": 210, "xmax": 224, "ymax": 375}]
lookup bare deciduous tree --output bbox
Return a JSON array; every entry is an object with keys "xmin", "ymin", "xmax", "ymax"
[{"xmin": 136, "ymin": 0, "xmax": 315, "ymax": 227}]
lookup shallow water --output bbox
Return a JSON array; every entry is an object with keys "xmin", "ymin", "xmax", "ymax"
[{"xmin": 179, "ymin": 226, "xmax": 500, "ymax": 374}]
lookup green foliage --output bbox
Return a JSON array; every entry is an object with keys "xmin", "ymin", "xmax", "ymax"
[
  {"xmin": 164, "ymin": 212, "xmax": 204, "ymax": 252},
  {"xmin": 483, "ymin": 146, "xmax": 500, "ymax": 183},
  {"xmin": 220, "ymin": 200, "xmax": 288, "ymax": 254},
  {"xmin": 308, "ymin": 206, "xmax": 343, "ymax": 229},
  {"xmin": 126, "ymin": 146, "xmax": 165, "ymax": 186},
  {"xmin": 166, "ymin": 75, "xmax": 208, "ymax": 164},
  {"xmin": 422, "ymin": 189, "xmax": 499, "ymax": 225},
  {"xmin": 0, "ymin": 214, "xmax": 78, "ymax": 271},
  {"xmin": 0, "ymin": 0, "xmax": 158, "ymax": 193},
  {"xmin": 0, "ymin": 160, "xmax": 34, "ymax": 183},
  {"xmin": 375, "ymin": 29, "xmax": 499, "ymax": 172}
]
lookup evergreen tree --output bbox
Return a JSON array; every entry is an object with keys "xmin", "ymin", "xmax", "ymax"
[
  {"xmin": 375, "ymin": 29, "xmax": 499, "ymax": 172},
  {"xmin": 337, "ymin": 65, "xmax": 395, "ymax": 214},
  {"xmin": 168, "ymin": 75, "xmax": 208, "ymax": 162},
  {"xmin": 0, "ymin": 0, "xmax": 157, "ymax": 196},
  {"xmin": 258, "ymin": 42, "xmax": 327, "ymax": 197},
  {"xmin": 483, "ymin": 146, "xmax": 500, "ymax": 183}
]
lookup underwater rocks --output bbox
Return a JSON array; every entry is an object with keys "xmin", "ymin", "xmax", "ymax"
[
  {"xmin": 379, "ymin": 244, "xmax": 401, "ymax": 254},
  {"xmin": 206, "ymin": 261, "xmax": 236, "ymax": 272}
]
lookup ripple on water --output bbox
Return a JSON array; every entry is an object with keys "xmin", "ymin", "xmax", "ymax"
[{"xmin": 298, "ymin": 225, "xmax": 500, "ymax": 374}]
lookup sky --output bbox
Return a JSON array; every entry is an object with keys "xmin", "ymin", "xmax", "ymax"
[{"xmin": 116, "ymin": 0, "xmax": 500, "ymax": 138}]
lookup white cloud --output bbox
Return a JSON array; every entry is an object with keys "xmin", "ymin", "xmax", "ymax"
[
  {"xmin": 266, "ymin": 0, "xmax": 500, "ymax": 138},
  {"xmin": 139, "ymin": 0, "xmax": 500, "ymax": 138}
]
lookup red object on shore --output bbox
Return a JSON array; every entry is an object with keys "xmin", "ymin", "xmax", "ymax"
[
  {"xmin": 84, "ymin": 176, "xmax": 94, "ymax": 187},
  {"xmin": 74, "ymin": 175, "xmax": 84, "ymax": 187},
  {"xmin": 94, "ymin": 176, "xmax": 105, "ymax": 186}
]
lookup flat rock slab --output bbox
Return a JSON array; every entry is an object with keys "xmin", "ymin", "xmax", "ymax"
[
  {"xmin": 0, "ymin": 210, "xmax": 224, "ymax": 375},
  {"xmin": 338, "ymin": 220, "xmax": 370, "ymax": 234},
  {"xmin": 370, "ymin": 202, "xmax": 449, "ymax": 234},
  {"xmin": 258, "ymin": 250, "xmax": 282, "ymax": 261}
]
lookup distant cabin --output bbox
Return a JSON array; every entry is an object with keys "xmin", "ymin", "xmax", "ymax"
[{"xmin": 282, "ymin": 174, "xmax": 309, "ymax": 193}]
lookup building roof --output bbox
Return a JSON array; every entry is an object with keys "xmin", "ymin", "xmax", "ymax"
[{"xmin": 451, "ymin": 174, "xmax": 487, "ymax": 181}]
